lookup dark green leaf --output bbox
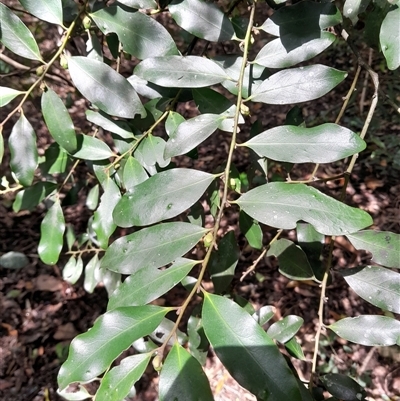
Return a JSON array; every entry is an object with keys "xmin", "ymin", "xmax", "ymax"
[
  {"xmin": 58, "ymin": 305, "xmax": 170, "ymax": 389},
  {"xmin": 72, "ymin": 135, "xmax": 114, "ymax": 160},
  {"xmin": 0, "ymin": 3, "xmax": 43, "ymax": 61},
  {"xmin": 188, "ymin": 313, "xmax": 209, "ymax": 365},
  {"xmin": 86, "ymin": 32, "xmax": 103, "ymax": 61},
  {"xmin": 0, "ymin": 251, "xmax": 29, "ymax": 269},
  {"xmin": 90, "ymin": 6, "xmax": 178, "ymax": 59},
  {"xmin": 239, "ymin": 211, "xmax": 263, "ymax": 250},
  {"xmin": 248, "ymin": 65, "xmax": 347, "ymax": 105},
  {"xmin": 236, "ymin": 182, "xmax": 372, "ymax": 236},
  {"xmin": 266, "ymin": 315, "xmax": 304, "ymax": 343},
  {"xmin": 41, "ymin": 143, "xmax": 70, "ymax": 175},
  {"xmin": 9, "ymin": 114, "xmax": 38, "ymax": 186},
  {"xmin": 134, "ymin": 56, "xmax": 230, "ymax": 88},
  {"xmin": 118, "ymin": 0, "xmax": 157, "ymax": 9},
  {"xmin": 346, "ymin": 230, "xmax": 400, "ymax": 268},
  {"xmin": 159, "ymin": 343, "xmax": 213, "ymax": 401},
  {"xmin": 380, "ymin": 6, "xmax": 400, "ymax": 71},
  {"xmin": 68, "ymin": 57, "xmax": 145, "ymax": 118},
  {"xmin": 19, "ymin": 0, "xmax": 63, "ymax": 25},
  {"xmin": 321, "ymin": 373, "xmax": 366, "ymax": 401},
  {"xmin": 13, "ymin": 181, "xmax": 57, "ymax": 212},
  {"xmin": 38, "ymin": 200, "xmax": 65, "ymax": 265},
  {"xmin": 0, "ymin": 86, "xmax": 24, "ymax": 107},
  {"xmin": 122, "ymin": 156, "xmax": 148, "ymax": 192},
  {"xmin": 113, "ymin": 169, "xmax": 215, "ymax": 227},
  {"xmin": 252, "ymin": 305, "xmax": 276, "ymax": 326},
  {"xmin": 285, "ymin": 337, "xmax": 306, "ymax": 361},
  {"xmin": 329, "ymin": 315, "xmax": 400, "ymax": 346},
  {"xmin": 96, "ymin": 353, "xmax": 152, "ymax": 401},
  {"xmin": 341, "ymin": 266, "xmax": 400, "ymax": 313},
  {"xmin": 42, "ymin": 88, "xmax": 78, "ymax": 153},
  {"xmin": 86, "ymin": 110, "xmax": 135, "ymax": 139},
  {"xmin": 108, "ymin": 258, "xmax": 198, "ymax": 310},
  {"xmin": 169, "ymin": 0, "xmax": 234, "ymax": 42},
  {"xmin": 101, "ymin": 222, "xmax": 207, "ymax": 274},
  {"xmin": 202, "ymin": 293, "xmax": 302, "ymax": 401}
]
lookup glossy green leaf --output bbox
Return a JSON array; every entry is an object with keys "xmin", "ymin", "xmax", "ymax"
[
  {"xmin": 72, "ymin": 135, "xmax": 114, "ymax": 160},
  {"xmin": 343, "ymin": 0, "xmax": 371, "ymax": 24},
  {"xmin": 209, "ymin": 231, "xmax": 239, "ymax": 293},
  {"xmin": 188, "ymin": 313, "xmax": 209, "ymax": 365},
  {"xmin": 164, "ymin": 114, "xmax": 222, "ymax": 159},
  {"xmin": 42, "ymin": 88, "xmax": 78, "ymax": 153},
  {"xmin": 118, "ymin": 0, "xmax": 157, "ymax": 8},
  {"xmin": 84, "ymin": 254, "xmax": 101, "ymax": 293},
  {"xmin": 9, "ymin": 114, "xmax": 38, "ymax": 187},
  {"xmin": 96, "ymin": 353, "xmax": 152, "ymax": 401},
  {"xmin": 253, "ymin": 32, "xmax": 335, "ymax": 69},
  {"xmin": 150, "ymin": 318, "xmax": 188, "ymax": 346},
  {"xmin": 0, "ymin": 251, "xmax": 29, "ymax": 269},
  {"xmin": 239, "ymin": 211, "xmax": 263, "ymax": 250},
  {"xmin": 93, "ymin": 177, "xmax": 121, "ymax": 249},
  {"xmin": 41, "ymin": 143, "xmax": 70, "ymax": 175},
  {"xmin": 57, "ymin": 385, "xmax": 91, "ymax": 401},
  {"xmin": 341, "ymin": 266, "xmax": 400, "ymax": 313},
  {"xmin": 13, "ymin": 182, "xmax": 57, "ymax": 212},
  {"xmin": 86, "ymin": 110, "xmax": 134, "ymax": 139},
  {"xmin": 58, "ymin": 305, "xmax": 170, "ymax": 389},
  {"xmin": 202, "ymin": 293, "xmax": 301, "ymax": 401},
  {"xmin": 248, "ymin": 65, "xmax": 347, "ymax": 105},
  {"xmin": 0, "ymin": 86, "xmax": 24, "ymax": 107},
  {"xmin": 0, "ymin": 3, "xmax": 43, "ymax": 61},
  {"xmin": 165, "ymin": 112, "xmax": 185, "ymax": 137},
  {"xmin": 236, "ymin": 182, "xmax": 373, "ymax": 236},
  {"xmin": 38, "ymin": 200, "xmax": 65, "ymax": 265},
  {"xmin": 135, "ymin": 134, "xmax": 170, "ymax": 170},
  {"xmin": 169, "ymin": 0, "xmax": 234, "ymax": 42},
  {"xmin": 122, "ymin": 156, "xmax": 148, "ymax": 192},
  {"xmin": 86, "ymin": 184, "xmax": 99, "ymax": 211},
  {"xmin": 91, "ymin": 6, "xmax": 178, "ymax": 59},
  {"xmin": 86, "ymin": 32, "xmax": 103, "ymax": 61},
  {"xmin": 285, "ymin": 337, "xmax": 306, "ymax": 361},
  {"xmin": 63, "ymin": 256, "xmax": 84, "ymax": 285},
  {"xmin": 266, "ymin": 315, "xmax": 304, "ymax": 343},
  {"xmin": 268, "ymin": 239, "xmax": 314, "ymax": 280},
  {"xmin": 329, "ymin": 315, "xmax": 400, "ymax": 346},
  {"xmin": 101, "ymin": 222, "xmax": 207, "ymax": 274},
  {"xmin": 68, "ymin": 57, "xmax": 145, "ymax": 118},
  {"xmin": 113, "ymin": 169, "xmax": 214, "ymax": 227},
  {"xmin": 380, "ymin": 6, "xmax": 400, "ymax": 71},
  {"xmin": 19, "ymin": 0, "xmax": 63, "ymax": 25},
  {"xmin": 108, "ymin": 258, "xmax": 198, "ymax": 310},
  {"xmin": 159, "ymin": 343, "xmax": 213, "ymax": 401},
  {"xmin": 346, "ymin": 230, "xmax": 400, "ymax": 268},
  {"xmin": 321, "ymin": 373, "xmax": 367, "ymax": 401},
  {"xmin": 252, "ymin": 305, "xmax": 276, "ymax": 326},
  {"xmin": 134, "ymin": 56, "xmax": 230, "ymax": 88}
]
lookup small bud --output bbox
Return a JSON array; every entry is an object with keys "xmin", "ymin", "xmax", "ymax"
[
  {"xmin": 152, "ymin": 354, "xmax": 163, "ymax": 372},
  {"xmin": 82, "ymin": 15, "xmax": 91, "ymax": 30},
  {"xmin": 229, "ymin": 178, "xmax": 237, "ymax": 190},
  {"xmin": 36, "ymin": 65, "xmax": 46, "ymax": 77},
  {"xmin": 203, "ymin": 232, "xmax": 213, "ymax": 248},
  {"xmin": 59, "ymin": 54, "xmax": 68, "ymax": 69}
]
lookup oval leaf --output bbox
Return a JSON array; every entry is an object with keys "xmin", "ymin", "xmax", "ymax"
[
  {"xmin": 380, "ymin": 6, "xmax": 400, "ymax": 71},
  {"xmin": 169, "ymin": 0, "xmax": 234, "ymax": 42},
  {"xmin": 248, "ymin": 65, "xmax": 347, "ymax": 105},
  {"xmin": 19, "ymin": 0, "xmax": 63, "ymax": 25},
  {"xmin": 86, "ymin": 110, "xmax": 134, "ymax": 139},
  {"xmin": 58, "ymin": 305, "xmax": 170, "ymax": 389},
  {"xmin": 202, "ymin": 293, "xmax": 302, "ymax": 400},
  {"xmin": 341, "ymin": 266, "xmax": 400, "ymax": 313},
  {"xmin": 9, "ymin": 114, "xmax": 38, "ymax": 187},
  {"xmin": 266, "ymin": 315, "xmax": 304, "ymax": 343},
  {"xmin": 113, "ymin": 168, "xmax": 214, "ymax": 227},
  {"xmin": 0, "ymin": 86, "xmax": 24, "ymax": 107},
  {"xmin": 42, "ymin": 88, "xmax": 78, "ymax": 153},
  {"xmin": 134, "ymin": 56, "xmax": 230, "ymax": 88},
  {"xmin": 236, "ymin": 182, "xmax": 372, "ymax": 236},
  {"xmin": 122, "ymin": 156, "xmax": 148, "ymax": 192},
  {"xmin": 91, "ymin": 6, "xmax": 178, "ymax": 59},
  {"xmin": 239, "ymin": 211, "xmax": 263, "ymax": 250},
  {"xmin": 68, "ymin": 56, "xmax": 145, "ymax": 118},
  {"xmin": 101, "ymin": 222, "xmax": 207, "ymax": 274},
  {"xmin": 159, "ymin": 342, "xmax": 214, "ymax": 401},
  {"xmin": 63, "ymin": 256, "xmax": 84, "ymax": 285},
  {"xmin": 328, "ymin": 315, "xmax": 400, "ymax": 346},
  {"xmin": 38, "ymin": 200, "xmax": 65, "ymax": 265},
  {"xmin": 321, "ymin": 373, "xmax": 366, "ymax": 401},
  {"xmin": 72, "ymin": 135, "xmax": 114, "ymax": 160}
]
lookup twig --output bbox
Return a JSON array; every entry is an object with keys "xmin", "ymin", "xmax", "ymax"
[
  {"xmin": 359, "ymin": 48, "xmax": 373, "ymax": 115},
  {"xmin": 0, "ymin": 53, "xmax": 30, "ymax": 70}
]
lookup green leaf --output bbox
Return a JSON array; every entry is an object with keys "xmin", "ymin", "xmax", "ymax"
[
  {"xmin": 346, "ymin": 230, "xmax": 400, "ymax": 268},
  {"xmin": 328, "ymin": 315, "xmax": 400, "ymax": 346},
  {"xmin": 320, "ymin": 373, "xmax": 367, "ymax": 401},
  {"xmin": 165, "ymin": 111, "xmax": 185, "ymax": 137},
  {"xmin": 41, "ymin": 143, "xmax": 70, "ymax": 175},
  {"xmin": 0, "ymin": 128, "xmax": 3, "ymax": 164},
  {"xmin": 86, "ymin": 184, "xmax": 99, "ymax": 211},
  {"xmin": 285, "ymin": 337, "xmax": 306, "ymax": 361},
  {"xmin": 90, "ymin": 6, "xmax": 178, "ymax": 59},
  {"xmin": 239, "ymin": 211, "xmax": 263, "ymax": 250},
  {"xmin": 96, "ymin": 353, "xmax": 152, "ymax": 401},
  {"xmin": 268, "ymin": 239, "xmax": 314, "ymax": 280},
  {"xmin": 169, "ymin": 0, "xmax": 234, "ymax": 42},
  {"xmin": 248, "ymin": 65, "xmax": 347, "ymax": 105},
  {"xmin": 42, "ymin": 88, "xmax": 78, "ymax": 153},
  {"xmin": 19, "ymin": 0, "xmax": 63, "ymax": 25},
  {"xmin": 0, "ymin": 3, "xmax": 43, "ymax": 61},
  {"xmin": 58, "ymin": 305, "xmax": 170, "ymax": 389},
  {"xmin": 68, "ymin": 56, "xmax": 145, "ymax": 118},
  {"xmin": 209, "ymin": 231, "xmax": 239, "ymax": 293},
  {"xmin": 86, "ymin": 32, "xmax": 103, "ymax": 62},
  {"xmin": 118, "ymin": 0, "xmax": 157, "ymax": 9},
  {"xmin": 159, "ymin": 343, "xmax": 213, "ymax": 401},
  {"xmin": 134, "ymin": 56, "xmax": 230, "ymax": 88},
  {"xmin": 380, "ymin": 6, "xmax": 400, "ymax": 71},
  {"xmin": 101, "ymin": 222, "xmax": 207, "ymax": 274},
  {"xmin": 188, "ymin": 313, "xmax": 209, "ymax": 365},
  {"xmin": 135, "ymin": 134, "xmax": 170, "ymax": 170},
  {"xmin": 84, "ymin": 254, "xmax": 101, "ymax": 293},
  {"xmin": 38, "ymin": 200, "xmax": 65, "ymax": 265},
  {"xmin": 93, "ymin": 177, "xmax": 121, "ymax": 249},
  {"xmin": 0, "ymin": 86, "xmax": 24, "ymax": 107},
  {"xmin": 13, "ymin": 182, "xmax": 57, "ymax": 212},
  {"xmin": 266, "ymin": 315, "xmax": 304, "ymax": 343},
  {"xmin": 253, "ymin": 32, "xmax": 335, "ymax": 69},
  {"xmin": 122, "ymin": 156, "xmax": 148, "ymax": 192},
  {"xmin": 164, "ymin": 114, "xmax": 222, "ymax": 158},
  {"xmin": 86, "ymin": 110, "xmax": 135, "ymax": 139},
  {"xmin": 252, "ymin": 305, "xmax": 276, "ymax": 326},
  {"xmin": 113, "ymin": 169, "xmax": 214, "ymax": 227},
  {"xmin": 236, "ymin": 182, "xmax": 372, "ymax": 236},
  {"xmin": 9, "ymin": 114, "xmax": 38, "ymax": 187},
  {"xmin": 343, "ymin": 0, "xmax": 371, "ymax": 25},
  {"xmin": 108, "ymin": 258, "xmax": 198, "ymax": 310},
  {"xmin": 340, "ymin": 266, "xmax": 400, "ymax": 313},
  {"xmin": 63, "ymin": 256, "xmax": 84, "ymax": 285},
  {"xmin": 72, "ymin": 135, "xmax": 114, "ymax": 160},
  {"xmin": 202, "ymin": 293, "xmax": 301, "ymax": 401},
  {"xmin": 0, "ymin": 251, "xmax": 29, "ymax": 269}
]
